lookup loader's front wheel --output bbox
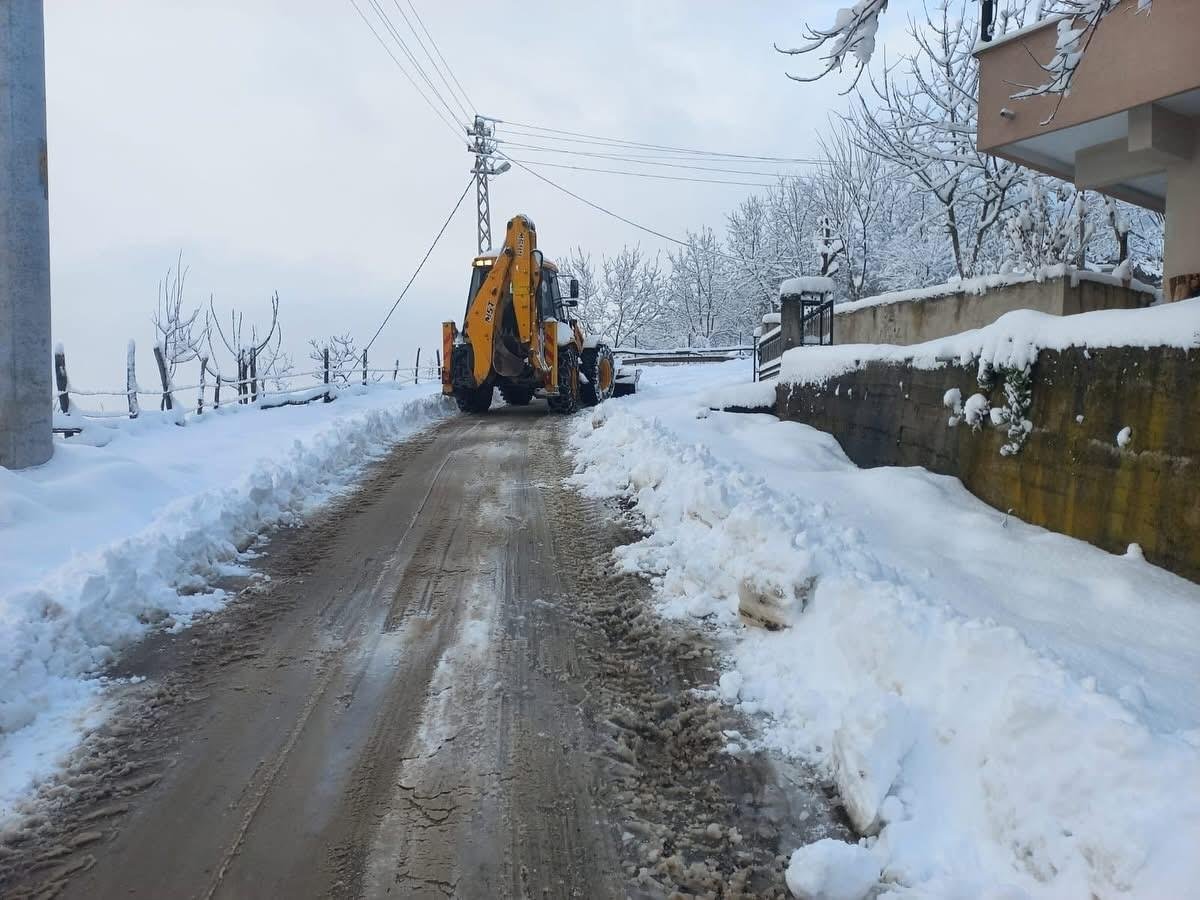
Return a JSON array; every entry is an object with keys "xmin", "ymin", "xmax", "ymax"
[
  {"xmin": 454, "ymin": 383, "xmax": 493, "ymax": 413},
  {"xmin": 580, "ymin": 344, "xmax": 616, "ymax": 406},
  {"xmin": 546, "ymin": 346, "xmax": 580, "ymax": 415}
]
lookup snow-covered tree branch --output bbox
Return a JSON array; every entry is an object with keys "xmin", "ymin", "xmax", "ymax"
[{"xmin": 786, "ymin": 0, "xmax": 1151, "ymax": 103}]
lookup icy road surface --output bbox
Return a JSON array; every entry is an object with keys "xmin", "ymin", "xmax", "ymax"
[{"xmin": 1, "ymin": 404, "xmax": 844, "ymax": 899}]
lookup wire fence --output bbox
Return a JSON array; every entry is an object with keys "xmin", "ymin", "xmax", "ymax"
[{"xmin": 51, "ymin": 341, "xmax": 443, "ymax": 436}]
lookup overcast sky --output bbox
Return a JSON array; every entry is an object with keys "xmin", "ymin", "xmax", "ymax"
[{"xmin": 43, "ymin": 1, "xmax": 911, "ymax": 392}]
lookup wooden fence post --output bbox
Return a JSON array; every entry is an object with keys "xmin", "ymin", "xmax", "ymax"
[
  {"xmin": 126, "ymin": 340, "xmax": 139, "ymax": 419},
  {"xmin": 393, "ymin": 358, "xmax": 399, "ymax": 381},
  {"xmin": 435, "ymin": 348, "xmax": 441, "ymax": 376},
  {"xmin": 153, "ymin": 343, "xmax": 175, "ymax": 411},
  {"xmin": 237, "ymin": 350, "xmax": 246, "ymax": 404},
  {"xmin": 323, "ymin": 348, "xmax": 332, "ymax": 403},
  {"xmin": 53, "ymin": 343, "xmax": 71, "ymax": 414},
  {"xmin": 414, "ymin": 347, "xmax": 421, "ymax": 384},
  {"xmin": 362, "ymin": 349, "xmax": 368, "ymax": 387},
  {"xmin": 198, "ymin": 358, "xmax": 208, "ymax": 414},
  {"xmin": 249, "ymin": 346, "xmax": 258, "ymax": 403},
  {"xmin": 214, "ymin": 375, "xmax": 221, "ymax": 410}
]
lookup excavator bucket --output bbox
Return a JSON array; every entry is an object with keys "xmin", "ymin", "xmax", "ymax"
[{"xmin": 441, "ymin": 321, "xmax": 457, "ymax": 395}]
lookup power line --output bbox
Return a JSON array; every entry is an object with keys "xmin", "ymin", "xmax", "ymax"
[
  {"xmin": 388, "ymin": 0, "xmax": 471, "ymax": 122},
  {"xmin": 348, "ymin": 0, "xmax": 463, "ymax": 143},
  {"xmin": 364, "ymin": 0, "xmax": 463, "ymax": 128},
  {"xmin": 498, "ymin": 154, "xmax": 745, "ymax": 262},
  {"xmin": 365, "ymin": 177, "xmax": 474, "ymax": 351},
  {"xmin": 496, "ymin": 140, "xmax": 822, "ymax": 178},
  {"xmin": 495, "ymin": 139, "xmax": 823, "ymax": 168},
  {"xmin": 402, "ymin": 0, "xmax": 477, "ymax": 117},
  {"xmin": 494, "ymin": 118, "xmax": 814, "ymax": 163},
  {"xmin": 503, "ymin": 156, "xmax": 778, "ymax": 188}
]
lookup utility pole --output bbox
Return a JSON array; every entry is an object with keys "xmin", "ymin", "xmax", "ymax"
[
  {"xmin": 0, "ymin": 0, "xmax": 52, "ymax": 469},
  {"xmin": 467, "ymin": 115, "xmax": 509, "ymax": 255}
]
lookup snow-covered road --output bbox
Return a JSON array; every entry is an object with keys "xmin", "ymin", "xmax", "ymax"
[{"xmin": 569, "ymin": 359, "xmax": 1200, "ymax": 898}]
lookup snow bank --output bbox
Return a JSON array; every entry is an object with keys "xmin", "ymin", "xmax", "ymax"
[
  {"xmin": 567, "ymin": 362, "xmax": 1200, "ymax": 898},
  {"xmin": 0, "ymin": 383, "xmax": 451, "ymax": 819},
  {"xmin": 779, "ymin": 296, "xmax": 1200, "ymax": 387},
  {"xmin": 703, "ymin": 379, "xmax": 777, "ymax": 411}
]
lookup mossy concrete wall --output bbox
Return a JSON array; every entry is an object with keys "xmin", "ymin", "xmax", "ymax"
[
  {"xmin": 776, "ymin": 346, "xmax": 1200, "ymax": 582},
  {"xmin": 833, "ymin": 277, "xmax": 1151, "ymax": 346}
]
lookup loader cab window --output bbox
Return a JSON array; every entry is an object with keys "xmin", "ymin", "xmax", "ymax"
[
  {"xmin": 539, "ymin": 268, "xmax": 559, "ymax": 320},
  {"xmin": 466, "ymin": 262, "xmax": 493, "ymax": 314}
]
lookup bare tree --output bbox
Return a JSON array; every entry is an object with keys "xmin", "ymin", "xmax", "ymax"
[
  {"xmin": 207, "ymin": 291, "xmax": 284, "ymax": 399},
  {"xmin": 1001, "ymin": 178, "xmax": 1093, "ymax": 272},
  {"xmin": 848, "ymin": 1, "xmax": 1022, "ymax": 279},
  {"xmin": 308, "ymin": 333, "xmax": 364, "ymax": 386},
  {"xmin": 153, "ymin": 253, "xmax": 205, "ymax": 378},
  {"xmin": 813, "ymin": 123, "xmax": 891, "ymax": 301},
  {"xmin": 600, "ymin": 246, "xmax": 665, "ymax": 348},
  {"xmin": 563, "ymin": 246, "xmax": 665, "ymax": 347}
]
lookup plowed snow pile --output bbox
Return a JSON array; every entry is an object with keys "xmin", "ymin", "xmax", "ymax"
[
  {"xmin": 568, "ymin": 360, "xmax": 1200, "ymax": 899},
  {"xmin": 0, "ymin": 384, "xmax": 450, "ymax": 820}
]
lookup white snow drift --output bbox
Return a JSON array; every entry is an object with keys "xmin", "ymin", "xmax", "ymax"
[
  {"xmin": 568, "ymin": 360, "xmax": 1200, "ymax": 899},
  {"xmin": 0, "ymin": 383, "xmax": 451, "ymax": 821}
]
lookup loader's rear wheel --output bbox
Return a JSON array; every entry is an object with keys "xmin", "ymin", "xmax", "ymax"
[
  {"xmin": 580, "ymin": 344, "xmax": 616, "ymax": 406},
  {"xmin": 454, "ymin": 383, "xmax": 493, "ymax": 413},
  {"xmin": 499, "ymin": 384, "xmax": 534, "ymax": 406},
  {"xmin": 546, "ymin": 346, "xmax": 580, "ymax": 415}
]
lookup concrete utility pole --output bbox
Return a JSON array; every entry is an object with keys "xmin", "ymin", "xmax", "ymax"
[
  {"xmin": 467, "ymin": 115, "xmax": 509, "ymax": 255},
  {"xmin": 0, "ymin": 0, "xmax": 52, "ymax": 469}
]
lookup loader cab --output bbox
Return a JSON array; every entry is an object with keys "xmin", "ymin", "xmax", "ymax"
[
  {"xmin": 466, "ymin": 255, "xmax": 495, "ymax": 315},
  {"xmin": 465, "ymin": 254, "xmax": 574, "ymax": 322}
]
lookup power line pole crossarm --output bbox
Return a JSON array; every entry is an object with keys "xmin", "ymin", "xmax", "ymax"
[{"xmin": 0, "ymin": 0, "xmax": 52, "ymax": 470}]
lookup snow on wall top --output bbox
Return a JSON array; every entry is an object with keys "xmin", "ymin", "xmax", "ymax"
[
  {"xmin": 780, "ymin": 276, "xmax": 835, "ymax": 297},
  {"xmin": 835, "ymin": 264, "xmax": 1157, "ymax": 318},
  {"xmin": 779, "ymin": 296, "xmax": 1200, "ymax": 386}
]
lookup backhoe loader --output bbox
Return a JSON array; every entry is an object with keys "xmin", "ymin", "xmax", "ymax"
[{"xmin": 442, "ymin": 213, "xmax": 617, "ymax": 414}]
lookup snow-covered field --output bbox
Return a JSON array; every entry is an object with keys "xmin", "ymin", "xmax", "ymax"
[
  {"xmin": 0, "ymin": 383, "xmax": 451, "ymax": 821},
  {"xmin": 568, "ymin": 359, "xmax": 1200, "ymax": 899}
]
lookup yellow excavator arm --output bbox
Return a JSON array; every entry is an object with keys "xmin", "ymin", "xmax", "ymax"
[{"xmin": 459, "ymin": 215, "xmax": 548, "ymax": 387}]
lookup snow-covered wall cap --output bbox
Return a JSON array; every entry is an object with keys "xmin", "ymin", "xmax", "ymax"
[
  {"xmin": 780, "ymin": 276, "xmax": 835, "ymax": 298},
  {"xmin": 778, "ymin": 297, "xmax": 1200, "ymax": 387},
  {"xmin": 973, "ymin": 13, "xmax": 1068, "ymax": 55},
  {"xmin": 762, "ymin": 312, "xmax": 781, "ymax": 325},
  {"xmin": 836, "ymin": 264, "xmax": 1157, "ymax": 318}
]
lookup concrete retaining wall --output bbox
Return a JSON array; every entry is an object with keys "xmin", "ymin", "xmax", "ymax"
[
  {"xmin": 832, "ymin": 275, "xmax": 1152, "ymax": 346},
  {"xmin": 775, "ymin": 346, "xmax": 1200, "ymax": 582}
]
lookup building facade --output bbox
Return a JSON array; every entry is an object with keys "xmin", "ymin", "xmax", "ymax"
[{"xmin": 975, "ymin": 0, "xmax": 1200, "ymax": 300}]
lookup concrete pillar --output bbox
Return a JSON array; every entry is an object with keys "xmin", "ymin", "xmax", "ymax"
[
  {"xmin": 1165, "ymin": 154, "xmax": 1200, "ymax": 302},
  {"xmin": 0, "ymin": 0, "xmax": 52, "ymax": 469}
]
